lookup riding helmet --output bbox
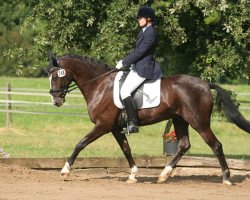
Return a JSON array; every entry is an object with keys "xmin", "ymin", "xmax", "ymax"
[{"xmin": 137, "ymin": 6, "xmax": 155, "ymax": 21}]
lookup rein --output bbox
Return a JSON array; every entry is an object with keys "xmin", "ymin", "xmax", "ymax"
[
  {"xmin": 49, "ymin": 56, "xmax": 126, "ymax": 98},
  {"xmin": 67, "ymin": 68, "xmax": 124, "ymax": 93}
]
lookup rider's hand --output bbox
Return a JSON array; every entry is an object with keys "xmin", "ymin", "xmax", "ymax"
[{"xmin": 115, "ymin": 60, "xmax": 123, "ymax": 69}]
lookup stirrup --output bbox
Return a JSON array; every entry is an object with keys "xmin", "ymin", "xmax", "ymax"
[{"xmin": 121, "ymin": 122, "xmax": 139, "ymax": 135}]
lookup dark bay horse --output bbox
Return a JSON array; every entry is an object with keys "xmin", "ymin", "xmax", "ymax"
[{"xmin": 48, "ymin": 54, "xmax": 250, "ymax": 185}]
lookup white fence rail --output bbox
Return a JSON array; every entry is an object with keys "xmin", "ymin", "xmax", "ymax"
[
  {"xmin": 0, "ymin": 84, "xmax": 88, "ymax": 127},
  {"xmin": 0, "ymin": 109, "xmax": 87, "ymax": 116},
  {"xmin": 0, "ymin": 91, "xmax": 82, "ymax": 98},
  {"xmin": 0, "ymin": 84, "xmax": 250, "ymax": 127}
]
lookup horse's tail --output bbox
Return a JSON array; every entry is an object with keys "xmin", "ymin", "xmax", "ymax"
[{"xmin": 208, "ymin": 82, "xmax": 250, "ymax": 134}]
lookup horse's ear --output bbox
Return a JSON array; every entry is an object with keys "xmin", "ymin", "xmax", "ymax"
[
  {"xmin": 49, "ymin": 51, "xmax": 59, "ymax": 67},
  {"xmin": 48, "ymin": 51, "xmax": 59, "ymax": 69}
]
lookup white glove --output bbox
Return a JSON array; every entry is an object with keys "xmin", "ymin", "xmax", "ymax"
[{"xmin": 115, "ymin": 60, "xmax": 123, "ymax": 69}]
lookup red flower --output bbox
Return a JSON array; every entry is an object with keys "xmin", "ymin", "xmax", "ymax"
[
  {"xmin": 165, "ymin": 133, "xmax": 170, "ymax": 138},
  {"xmin": 164, "ymin": 130, "xmax": 178, "ymax": 143}
]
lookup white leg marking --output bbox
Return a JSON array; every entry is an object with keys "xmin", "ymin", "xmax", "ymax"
[
  {"xmin": 223, "ymin": 180, "xmax": 233, "ymax": 186},
  {"xmin": 61, "ymin": 162, "xmax": 71, "ymax": 175},
  {"xmin": 126, "ymin": 166, "xmax": 138, "ymax": 184},
  {"xmin": 158, "ymin": 165, "xmax": 173, "ymax": 183}
]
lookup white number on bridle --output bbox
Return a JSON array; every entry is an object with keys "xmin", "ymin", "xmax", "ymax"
[{"xmin": 58, "ymin": 69, "xmax": 66, "ymax": 77}]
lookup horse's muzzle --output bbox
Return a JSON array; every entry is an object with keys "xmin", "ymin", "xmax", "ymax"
[{"xmin": 52, "ymin": 97, "xmax": 65, "ymax": 107}]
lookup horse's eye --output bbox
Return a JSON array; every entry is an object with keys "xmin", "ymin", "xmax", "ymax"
[{"xmin": 52, "ymin": 75, "xmax": 59, "ymax": 81}]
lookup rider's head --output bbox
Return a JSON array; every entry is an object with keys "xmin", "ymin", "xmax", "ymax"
[{"xmin": 137, "ymin": 6, "xmax": 155, "ymax": 27}]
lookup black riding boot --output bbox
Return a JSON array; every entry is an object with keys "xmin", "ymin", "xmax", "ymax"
[{"xmin": 121, "ymin": 96, "xmax": 139, "ymax": 134}]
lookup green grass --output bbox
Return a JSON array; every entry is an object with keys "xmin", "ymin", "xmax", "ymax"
[{"xmin": 0, "ymin": 76, "xmax": 250, "ymax": 159}]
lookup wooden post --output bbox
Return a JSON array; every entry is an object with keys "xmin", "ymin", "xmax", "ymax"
[{"xmin": 6, "ymin": 83, "xmax": 12, "ymax": 128}]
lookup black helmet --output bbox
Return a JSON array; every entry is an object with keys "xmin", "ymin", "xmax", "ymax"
[{"xmin": 137, "ymin": 6, "xmax": 155, "ymax": 21}]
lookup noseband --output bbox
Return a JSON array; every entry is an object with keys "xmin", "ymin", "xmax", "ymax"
[
  {"xmin": 49, "ymin": 80, "xmax": 77, "ymax": 98},
  {"xmin": 49, "ymin": 88, "xmax": 68, "ymax": 98}
]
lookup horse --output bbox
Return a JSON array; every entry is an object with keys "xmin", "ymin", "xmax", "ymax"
[{"xmin": 48, "ymin": 54, "xmax": 250, "ymax": 185}]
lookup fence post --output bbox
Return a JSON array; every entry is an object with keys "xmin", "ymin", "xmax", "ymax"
[{"xmin": 6, "ymin": 83, "xmax": 12, "ymax": 128}]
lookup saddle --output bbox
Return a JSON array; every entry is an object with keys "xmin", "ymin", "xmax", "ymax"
[
  {"xmin": 113, "ymin": 71, "xmax": 161, "ymax": 128},
  {"xmin": 113, "ymin": 71, "xmax": 161, "ymax": 109}
]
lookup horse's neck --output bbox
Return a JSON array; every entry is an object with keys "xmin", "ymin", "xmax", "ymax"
[
  {"xmin": 77, "ymin": 72, "xmax": 113, "ymax": 105},
  {"xmin": 65, "ymin": 59, "xmax": 111, "ymax": 104},
  {"xmin": 62, "ymin": 57, "xmax": 107, "ymax": 82}
]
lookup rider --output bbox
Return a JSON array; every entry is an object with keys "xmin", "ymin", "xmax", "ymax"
[{"xmin": 116, "ymin": 6, "xmax": 162, "ymax": 134}]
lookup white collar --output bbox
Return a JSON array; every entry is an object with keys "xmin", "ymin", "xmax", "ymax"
[{"xmin": 142, "ymin": 24, "xmax": 152, "ymax": 32}]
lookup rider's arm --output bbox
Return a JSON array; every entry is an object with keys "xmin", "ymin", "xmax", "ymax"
[{"xmin": 122, "ymin": 30, "xmax": 156, "ymax": 67}]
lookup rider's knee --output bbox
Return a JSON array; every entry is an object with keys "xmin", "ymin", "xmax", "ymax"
[{"xmin": 120, "ymin": 86, "xmax": 130, "ymax": 100}]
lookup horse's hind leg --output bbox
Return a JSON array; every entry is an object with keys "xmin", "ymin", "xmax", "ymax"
[
  {"xmin": 112, "ymin": 129, "xmax": 138, "ymax": 183},
  {"xmin": 158, "ymin": 115, "xmax": 190, "ymax": 183},
  {"xmin": 198, "ymin": 128, "xmax": 232, "ymax": 185}
]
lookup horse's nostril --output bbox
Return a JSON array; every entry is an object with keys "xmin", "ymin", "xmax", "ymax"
[{"xmin": 53, "ymin": 101, "xmax": 60, "ymax": 107}]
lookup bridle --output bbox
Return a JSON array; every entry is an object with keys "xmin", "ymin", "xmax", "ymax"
[{"xmin": 49, "ymin": 67, "xmax": 77, "ymax": 98}]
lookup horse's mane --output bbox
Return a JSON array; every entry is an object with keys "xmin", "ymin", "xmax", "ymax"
[{"xmin": 62, "ymin": 55, "xmax": 112, "ymax": 72}]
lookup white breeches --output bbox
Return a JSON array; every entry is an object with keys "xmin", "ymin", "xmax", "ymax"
[{"xmin": 120, "ymin": 69, "xmax": 146, "ymax": 100}]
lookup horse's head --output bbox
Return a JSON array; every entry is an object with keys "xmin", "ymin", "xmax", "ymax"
[
  {"xmin": 48, "ymin": 55, "xmax": 73, "ymax": 107},
  {"xmin": 48, "ymin": 53, "xmax": 112, "ymax": 107}
]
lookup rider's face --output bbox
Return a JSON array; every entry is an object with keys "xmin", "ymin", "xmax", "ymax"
[{"xmin": 138, "ymin": 17, "xmax": 147, "ymax": 28}]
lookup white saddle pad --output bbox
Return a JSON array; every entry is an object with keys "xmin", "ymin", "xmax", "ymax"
[{"xmin": 113, "ymin": 71, "xmax": 161, "ymax": 109}]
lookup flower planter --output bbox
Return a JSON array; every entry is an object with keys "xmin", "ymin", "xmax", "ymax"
[
  {"xmin": 163, "ymin": 120, "xmax": 178, "ymax": 156},
  {"xmin": 163, "ymin": 141, "xmax": 178, "ymax": 156}
]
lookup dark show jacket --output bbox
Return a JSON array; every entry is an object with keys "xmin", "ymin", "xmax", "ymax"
[{"xmin": 122, "ymin": 25, "xmax": 162, "ymax": 80}]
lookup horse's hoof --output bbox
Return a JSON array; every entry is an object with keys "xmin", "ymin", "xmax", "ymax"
[
  {"xmin": 157, "ymin": 175, "xmax": 167, "ymax": 183},
  {"xmin": 223, "ymin": 180, "xmax": 233, "ymax": 186},
  {"xmin": 126, "ymin": 178, "xmax": 137, "ymax": 184},
  {"xmin": 61, "ymin": 172, "xmax": 70, "ymax": 180},
  {"xmin": 158, "ymin": 166, "xmax": 172, "ymax": 183}
]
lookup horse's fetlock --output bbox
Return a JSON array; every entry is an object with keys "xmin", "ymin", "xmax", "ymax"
[{"xmin": 223, "ymin": 169, "xmax": 230, "ymax": 179}]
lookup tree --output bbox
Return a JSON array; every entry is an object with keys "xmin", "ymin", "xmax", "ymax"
[
  {"xmin": 154, "ymin": 0, "xmax": 249, "ymax": 81},
  {"xmin": 4, "ymin": 0, "xmax": 250, "ymax": 81},
  {"xmin": 0, "ymin": 0, "xmax": 34, "ymax": 76}
]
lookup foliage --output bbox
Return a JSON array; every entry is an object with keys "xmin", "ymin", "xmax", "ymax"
[
  {"xmin": 155, "ymin": 0, "xmax": 249, "ymax": 81},
  {"xmin": 0, "ymin": 0, "xmax": 35, "ymax": 76},
  {"xmin": 91, "ymin": 0, "xmax": 139, "ymax": 64},
  {"xmin": 2, "ymin": 0, "xmax": 250, "ymax": 81}
]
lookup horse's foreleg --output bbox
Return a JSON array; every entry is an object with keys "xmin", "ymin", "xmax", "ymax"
[
  {"xmin": 158, "ymin": 116, "xmax": 190, "ymax": 183},
  {"xmin": 61, "ymin": 125, "xmax": 107, "ymax": 178},
  {"xmin": 112, "ymin": 129, "xmax": 138, "ymax": 183},
  {"xmin": 158, "ymin": 135, "xmax": 190, "ymax": 183}
]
